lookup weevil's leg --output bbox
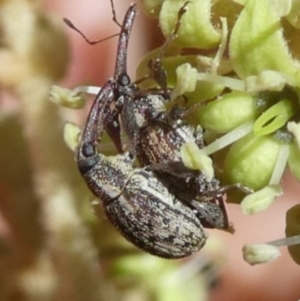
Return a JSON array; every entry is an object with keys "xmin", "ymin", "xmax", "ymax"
[
  {"xmin": 193, "ymin": 183, "xmax": 253, "ymax": 228},
  {"xmin": 189, "ymin": 198, "xmax": 229, "ymax": 229},
  {"xmin": 102, "ymin": 95, "xmax": 123, "ymax": 153},
  {"xmin": 76, "ymin": 80, "xmax": 116, "ymax": 173},
  {"xmin": 218, "ymin": 183, "xmax": 253, "ymax": 195},
  {"xmin": 147, "ymin": 161, "xmax": 198, "ymax": 178},
  {"xmin": 148, "ymin": 161, "xmax": 229, "ymax": 229},
  {"xmin": 146, "ymin": 1, "xmax": 190, "ymax": 95}
]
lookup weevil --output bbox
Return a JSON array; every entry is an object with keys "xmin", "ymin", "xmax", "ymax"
[
  {"xmin": 74, "ymin": 3, "xmax": 230, "ymax": 258},
  {"xmin": 76, "ymin": 33, "xmax": 209, "ymax": 258},
  {"xmin": 69, "ymin": 1, "xmax": 251, "ymax": 259},
  {"xmin": 102, "ymin": 2, "xmax": 230, "ymax": 229}
]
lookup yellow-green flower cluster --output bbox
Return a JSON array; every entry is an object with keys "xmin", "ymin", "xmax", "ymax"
[
  {"xmin": 138, "ymin": 0, "xmax": 300, "ymax": 198},
  {"xmin": 138, "ymin": 0, "xmax": 300, "ymax": 264},
  {"xmin": 51, "ymin": 0, "xmax": 300, "ymax": 265}
]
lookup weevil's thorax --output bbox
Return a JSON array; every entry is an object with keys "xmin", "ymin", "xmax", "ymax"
[
  {"xmin": 120, "ymin": 93, "xmax": 166, "ymax": 139},
  {"xmin": 80, "ymin": 152, "xmax": 135, "ymax": 203}
]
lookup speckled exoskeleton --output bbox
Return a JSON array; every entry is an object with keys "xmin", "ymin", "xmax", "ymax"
[
  {"xmin": 75, "ymin": 3, "xmax": 231, "ymax": 258},
  {"xmin": 97, "ymin": 3, "xmax": 230, "ymax": 230}
]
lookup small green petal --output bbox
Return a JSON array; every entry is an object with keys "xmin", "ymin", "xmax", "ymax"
[
  {"xmin": 229, "ymin": 0, "xmax": 300, "ymax": 85},
  {"xmin": 241, "ymin": 185, "xmax": 283, "ymax": 215},
  {"xmin": 244, "ymin": 70, "xmax": 286, "ymax": 92},
  {"xmin": 286, "ymin": 204, "xmax": 300, "ymax": 265},
  {"xmin": 159, "ymin": 0, "xmax": 220, "ymax": 49},
  {"xmin": 223, "ymin": 134, "xmax": 281, "ymax": 190},
  {"xmin": 197, "ymin": 91, "xmax": 256, "ymax": 133},
  {"xmin": 253, "ymin": 99, "xmax": 296, "ymax": 136},
  {"xmin": 63, "ymin": 122, "xmax": 81, "ymax": 151},
  {"xmin": 170, "ymin": 63, "xmax": 197, "ymax": 100},
  {"xmin": 287, "ymin": 121, "xmax": 300, "ymax": 148},
  {"xmin": 181, "ymin": 142, "xmax": 214, "ymax": 181},
  {"xmin": 242, "ymin": 244, "xmax": 281, "ymax": 265},
  {"xmin": 288, "ymin": 142, "xmax": 300, "ymax": 182},
  {"xmin": 49, "ymin": 85, "xmax": 86, "ymax": 109}
]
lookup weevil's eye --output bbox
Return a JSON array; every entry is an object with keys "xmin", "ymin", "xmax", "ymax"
[
  {"xmin": 118, "ymin": 73, "xmax": 130, "ymax": 86},
  {"xmin": 82, "ymin": 142, "xmax": 96, "ymax": 157}
]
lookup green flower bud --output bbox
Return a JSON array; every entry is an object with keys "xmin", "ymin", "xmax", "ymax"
[
  {"xmin": 159, "ymin": 0, "xmax": 220, "ymax": 49},
  {"xmin": 242, "ymin": 244, "xmax": 281, "ymax": 265},
  {"xmin": 112, "ymin": 254, "xmax": 208, "ymax": 301},
  {"xmin": 63, "ymin": 122, "xmax": 81, "ymax": 151},
  {"xmin": 223, "ymin": 134, "xmax": 281, "ymax": 190},
  {"xmin": 241, "ymin": 185, "xmax": 283, "ymax": 215},
  {"xmin": 244, "ymin": 70, "xmax": 287, "ymax": 93},
  {"xmin": 229, "ymin": 0, "xmax": 300, "ymax": 87},
  {"xmin": 288, "ymin": 142, "xmax": 300, "ymax": 182},
  {"xmin": 49, "ymin": 85, "xmax": 86, "ymax": 109},
  {"xmin": 170, "ymin": 63, "xmax": 197, "ymax": 100},
  {"xmin": 181, "ymin": 142, "xmax": 214, "ymax": 181},
  {"xmin": 197, "ymin": 91, "xmax": 257, "ymax": 133},
  {"xmin": 285, "ymin": 205, "xmax": 300, "ymax": 265},
  {"xmin": 287, "ymin": 121, "xmax": 300, "ymax": 149}
]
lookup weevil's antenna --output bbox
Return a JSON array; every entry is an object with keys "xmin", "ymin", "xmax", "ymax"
[
  {"xmin": 63, "ymin": 18, "xmax": 120, "ymax": 45},
  {"xmin": 110, "ymin": 0, "xmax": 122, "ymax": 28},
  {"xmin": 64, "ymin": 0, "xmax": 123, "ymax": 45},
  {"xmin": 147, "ymin": 1, "xmax": 190, "ymax": 96}
]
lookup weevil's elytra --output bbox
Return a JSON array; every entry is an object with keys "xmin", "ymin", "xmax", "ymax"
[
  {"xmin": 103, "ymin": 169, "xmax": 207, "ymax": 258},
  {"xmin": 75, "ymin": 4, "xmax": 209, "ymax": 258}
]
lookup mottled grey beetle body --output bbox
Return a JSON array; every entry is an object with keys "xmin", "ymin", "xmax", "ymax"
[
  {"xmin": 82, "ymin": 155, "xmax": 206, "ymax": 258},
  {"xmin": 72, "ymin": 3, "xmax": 237, "ymax": 258},
  {"xmin": 90, "ymin": 157, "xmax": 206, "ymax": 258},
  {"xmin": 76, "ymin": 84, "xmax": 207, "ymax": 258},
  {"xmin": 99, "ymin": 4, "xmax": 230, "ymax": 230},
  {"xmin": 75, "ymin": 4, "xmax": 208, "ymax": 258}
]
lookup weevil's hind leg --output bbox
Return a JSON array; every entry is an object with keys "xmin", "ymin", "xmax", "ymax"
[
  {"xmin": 76, "ymin": 80, "xmax": 116, "ymax": 173},
  {"xmin": 218, "ymin": 183, "xmax": 253, "ymax": 195},
  {"xmin": 102, "ymin": 96, "xmax": 124, "ymax": 153},
  {"xmin": 146, "ymin": 1, "xmax": 190, "ymax": 96},
  {"xmin": 189, "ymin": 198, "xmax": 229, "ymax": 229}
]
